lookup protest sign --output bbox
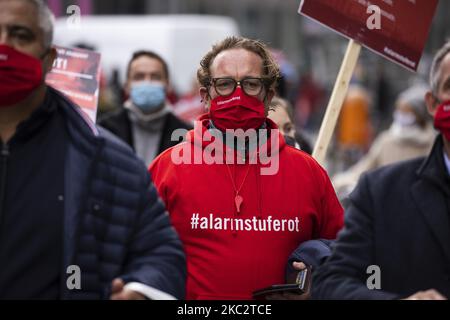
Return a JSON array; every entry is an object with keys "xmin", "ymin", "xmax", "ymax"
[
  {"xmin": 46, "ymin": 45, "xmax": 101, "ymax": 122},
  {"xmin": 298, "ymin": 0, "xmax": 438, "ymax": 164}
]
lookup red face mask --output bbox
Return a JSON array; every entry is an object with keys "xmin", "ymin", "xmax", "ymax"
[
  {"xmin": 0, "ymin": 45, "xmax": 43, "ymax": 108},
  {"xmin": 434, "ymin": 100, "xmax": 450, "ymax": 141},
  {"xmin": 210, "ymin": 87, "xmax": 266, "ymax": 131}
]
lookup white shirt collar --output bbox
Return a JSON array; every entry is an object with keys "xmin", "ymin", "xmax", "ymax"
[{"xmin": 444, "ymin": 151, "xmax": 450, "ymax": 175}]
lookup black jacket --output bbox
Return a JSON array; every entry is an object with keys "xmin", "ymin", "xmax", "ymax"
[
  {"xmin": 37, "ymin": 88, "xmax": 186, "ymax": 299},
  {"xmin": 313, "ymin": 136, "xmax": 450, "ymax": 300},
  {"xmin": 98, "ymin": 108, "xmax": 192, "ymax": 155}
]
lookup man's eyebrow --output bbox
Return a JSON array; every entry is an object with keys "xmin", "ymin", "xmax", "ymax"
[
  {"xmin": 131, "ymin": 71, "xmax": 146, "ymax": 77},
  {"xmin": 7, "ymin": 24, "xmax": 36, "ymax": 36}
]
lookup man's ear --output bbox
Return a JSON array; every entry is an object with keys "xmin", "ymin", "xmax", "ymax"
[
  {"xmin": 124, "ymin": 79, "xmax": 132, "ymax": 97},
  {"xmin": 425, "ymin": 91, "xmax": 439, "ymax": 117},
  {"xmin": 164, "ymin": 79, "xmax": 170, "ymax": 92},
  {"xmin": 200, "ymin": 86, "xmax": 211, "ymax": 110},
  {"xmin": 200, "ymin": 86, "xmax": 209, "ymax": 101},
  {"xmin": 43, "ymin": 47, "xmax": 57, "ymax": 74}
]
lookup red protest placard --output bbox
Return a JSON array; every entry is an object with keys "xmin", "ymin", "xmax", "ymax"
[
  {"xmin": 46, "ymin": 46, "xmax": 101, "ymax": 122},
  {"xmin": 299, "ymin": 0, "xmax": 438, "ymax": 71}
]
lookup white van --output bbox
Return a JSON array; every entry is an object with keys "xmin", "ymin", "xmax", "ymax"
[{"xmin": 53, "ymin": 15, "xmax": 240, "ymax": 94}]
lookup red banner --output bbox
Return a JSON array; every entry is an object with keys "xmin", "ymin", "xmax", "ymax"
[{"xmin": 299, "ymin": 0, "xmax": 438, "ymax": 71}]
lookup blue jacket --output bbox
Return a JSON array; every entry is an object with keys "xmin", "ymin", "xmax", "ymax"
[
  {"xmin": 49, "ymin": 87, "xmax": 185, "ymax": 299},
  {"xmin": 286, "ymin": 240, "xmax": 333, "ymax": 270}
]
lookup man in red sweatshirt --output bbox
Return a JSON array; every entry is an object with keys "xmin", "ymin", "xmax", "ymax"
[{"xmin": 149, "ymin": 36, "xmax": 344, "ymax": 300}]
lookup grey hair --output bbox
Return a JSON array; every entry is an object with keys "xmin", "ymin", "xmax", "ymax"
[
  {"xmin": 397, "ymin": 84, "xmax": 429, "ymax": 121},
  {"xmin": 27, "ymin": 0, "xmax": 55, "ymax": 49},
  {"xmin": 430, "ymin": 41, "xmax": 450, "ymax": 95}
]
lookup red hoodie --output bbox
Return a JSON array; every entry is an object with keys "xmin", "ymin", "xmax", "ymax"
[{"xmin": 149, "ymin": 115, "xmax": 344, "ymax": 300}]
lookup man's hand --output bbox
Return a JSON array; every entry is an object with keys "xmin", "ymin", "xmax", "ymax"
[
  {"xmin": 404, "ymin": 289, "xmax": 447, "ymax": 300},
  {"xmin": 266, "ymin": 262, "xmax": 310, "ymax": 301},
  {"xmin": 110, "ymin": 278, "xmax": 146, "ymax": 300}
]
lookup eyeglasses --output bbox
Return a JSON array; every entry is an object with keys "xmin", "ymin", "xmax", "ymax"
[{"xmin": 210, "ymin": 77, "xmax": 267, "ymax": 97}]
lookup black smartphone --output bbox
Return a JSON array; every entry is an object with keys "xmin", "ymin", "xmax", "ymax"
[{"xmin": 252, "ymin": 267, "xmax": 311, "ymax": 299}]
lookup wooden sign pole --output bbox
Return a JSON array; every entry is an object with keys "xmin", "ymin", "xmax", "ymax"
[{"xmin": 312, "ymin": 39, "xmax": 362, "ymax": 166}]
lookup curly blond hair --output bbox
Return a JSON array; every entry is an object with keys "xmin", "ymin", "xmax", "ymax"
[{"xmin": 197, "ymin": 36, "xmax": 281, "ymax": 90}]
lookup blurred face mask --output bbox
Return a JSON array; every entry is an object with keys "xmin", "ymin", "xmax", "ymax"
[
  {"xmin": 130, "ymin": 82, "xmax": 166, "ymax": 112},
  {"xmin": 0, "ymin": 45, "xmax": 43, "ymax": 108},
  {"xmin": 391, "ymin": 110, "xmax": 422, "ymax": 140},
  {"xmin": 210, "ymin": 87, "xmax": 266, "ymax": 131},
  {"xmin": 393, "ymin": 110, "xmax": 417, "ymax": 127},
  {"xmin": 434, "ymin": 100, "xmax": 450, "ymax": 141}
]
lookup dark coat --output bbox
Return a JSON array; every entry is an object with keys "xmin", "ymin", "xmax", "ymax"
[
  {"xmin": 48, "ymin": 88, "xmax": 185, "ymax": 299},
  {"xmin": 313, "ymin": 136, "xmax": 450, "ymax": 300},
  {"xmin": 98, "ymin": 108, "xmax": 192, "ymax": 155},
  {"xmin": 286, "ymin": 239, "xmax": 333, "ymax": 285}
]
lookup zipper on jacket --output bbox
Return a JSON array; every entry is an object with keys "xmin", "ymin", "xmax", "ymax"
[{"xmin": 0, "ymin": 144, "xmax": 9, "ymax": 227}]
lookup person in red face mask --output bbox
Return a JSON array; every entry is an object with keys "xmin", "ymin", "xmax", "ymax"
[
  {"xmin": 149, "ymin": 36, "xmax": 344, "ymax": 300},
  {"xmin": 0, "ymin": 1, "xmax": 57, "ymax": 143},
  {"xmin": 312, "ymin": 41, "xmax": 450, "ymax": 301},
  {"xmin": 0, "ymin": 0, "xmax": 186, "ymax": 300}
]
